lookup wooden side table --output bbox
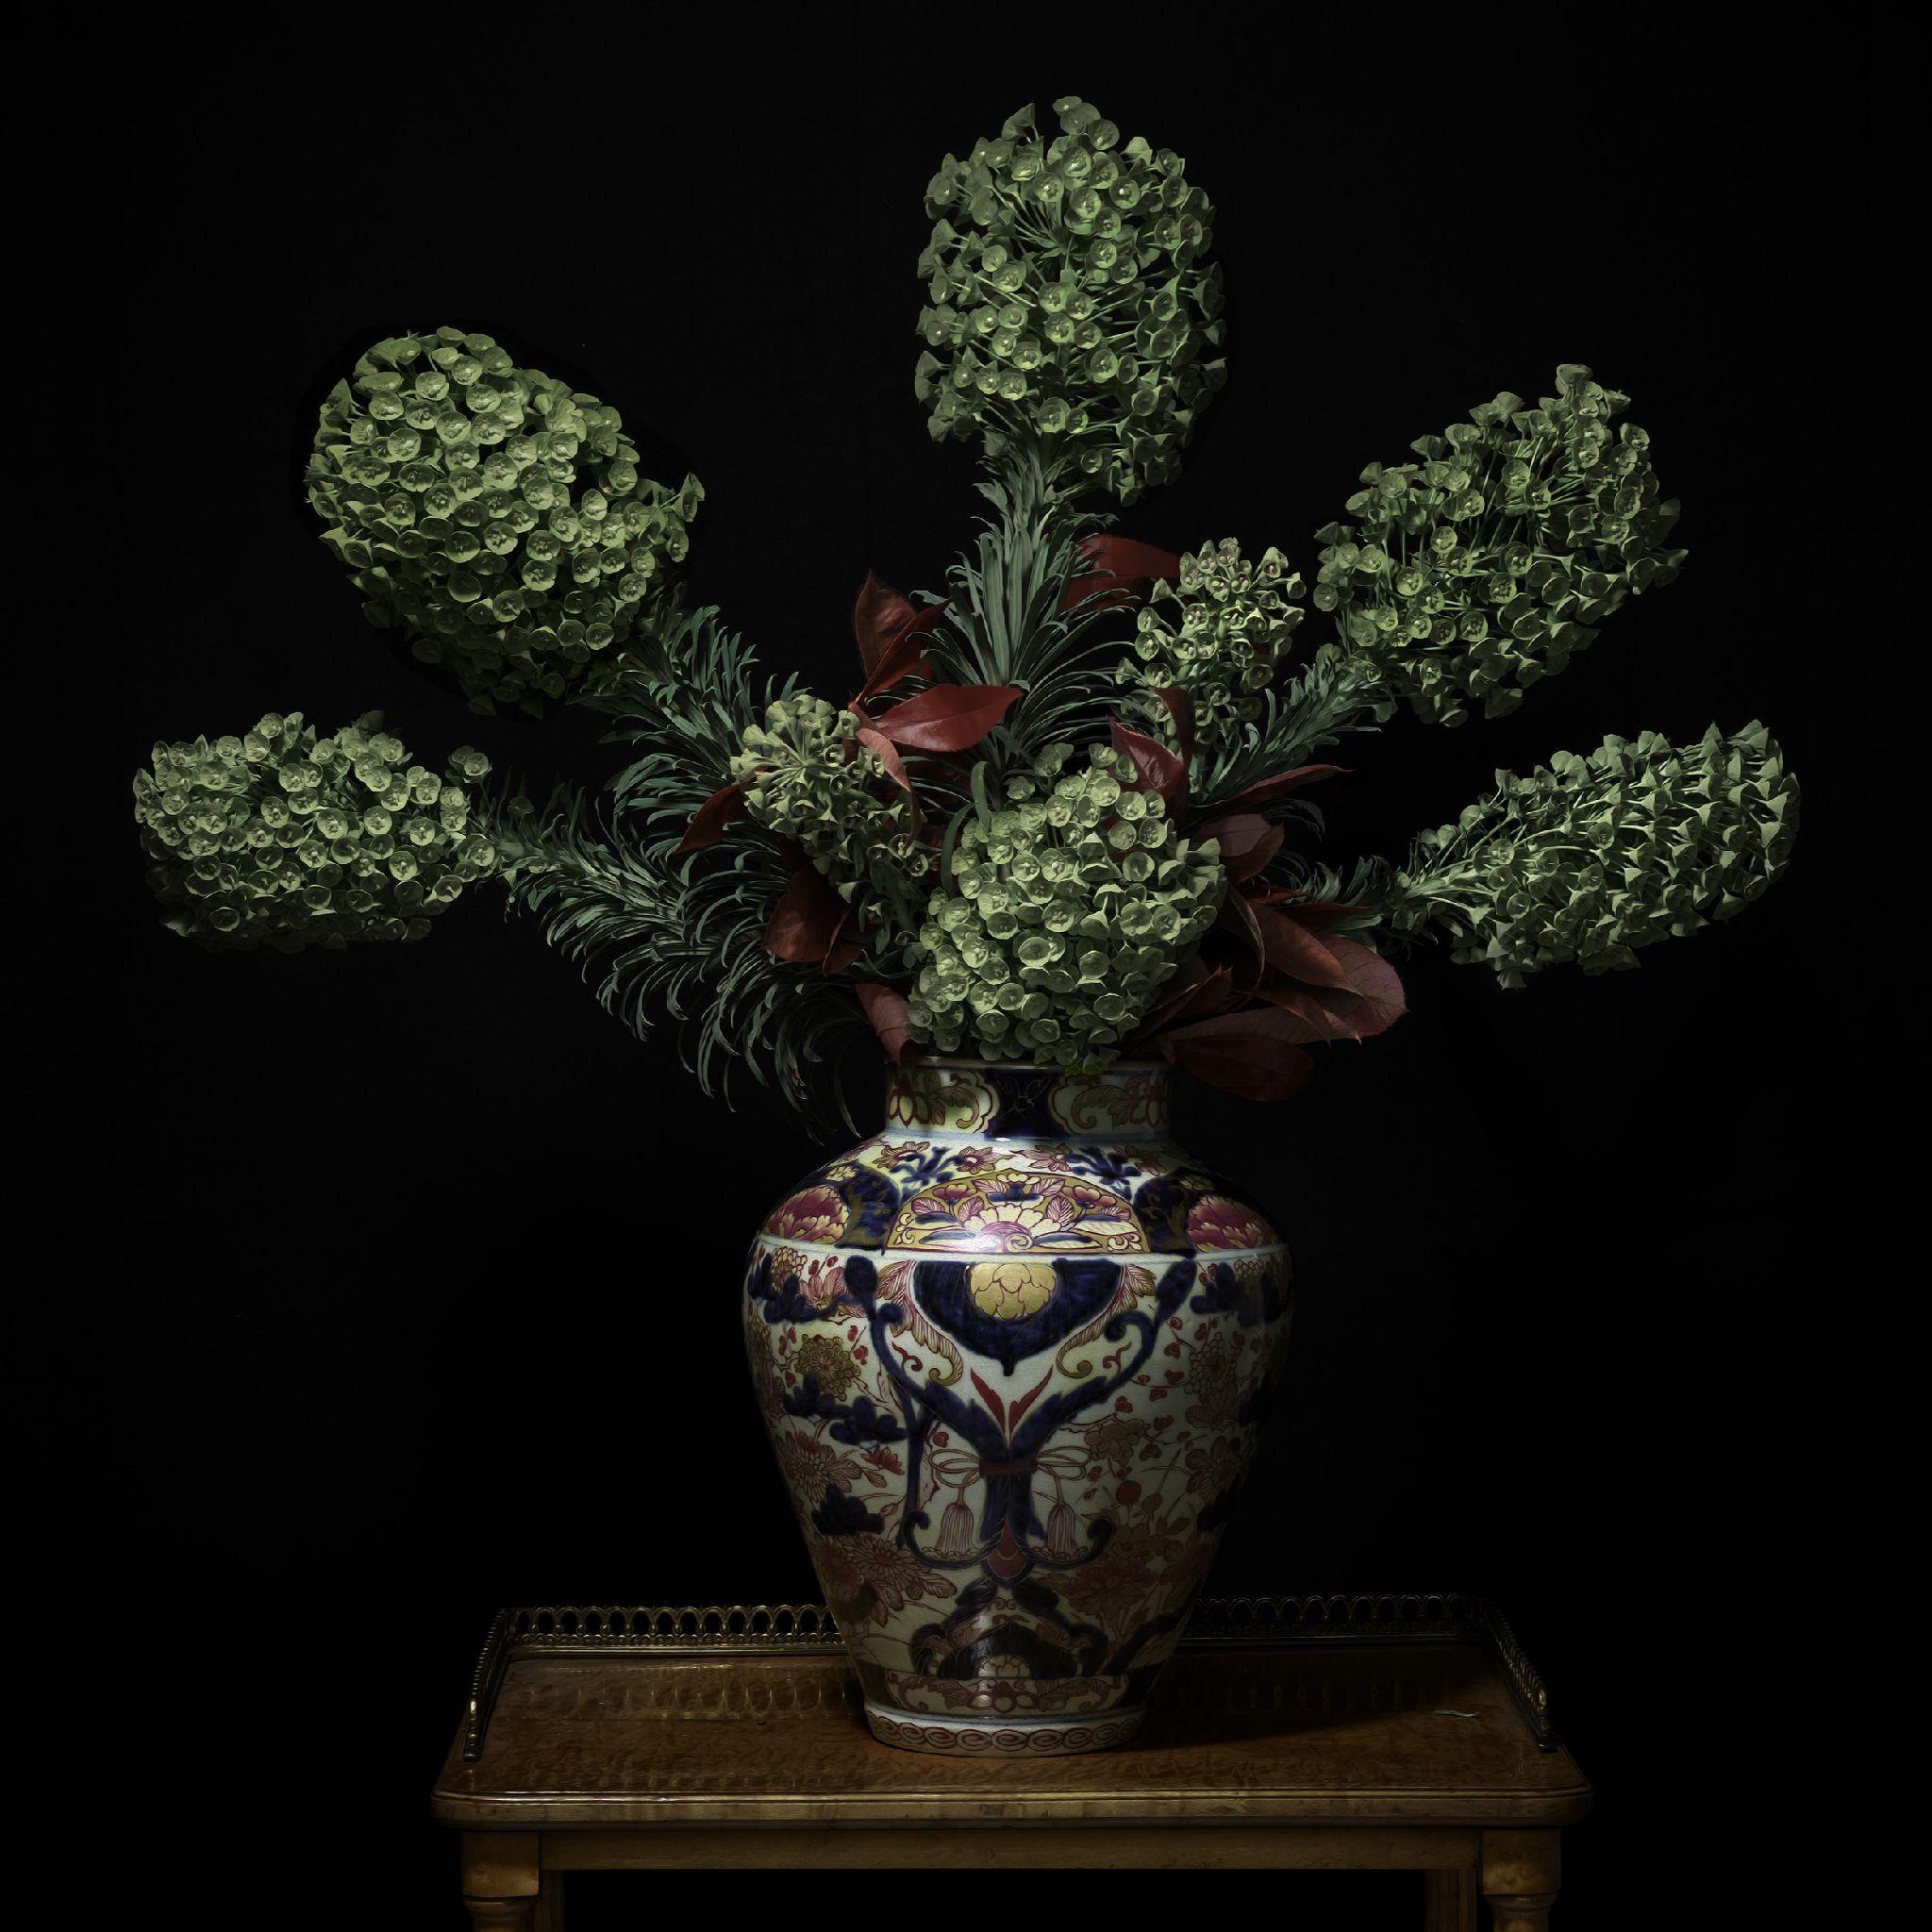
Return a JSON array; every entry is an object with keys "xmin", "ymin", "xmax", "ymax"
[{"xmin": 433, "ymin": 1593, "xmax": 1588, "ymax": 1927}]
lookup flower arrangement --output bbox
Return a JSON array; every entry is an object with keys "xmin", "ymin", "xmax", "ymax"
[{"xmin": 132, "ymin": 97, "xmax": 1798, "ymax": 1124}]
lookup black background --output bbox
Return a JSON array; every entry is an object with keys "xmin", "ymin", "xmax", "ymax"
[{"xmin": 53, "ymin": 12, "xmax": 1892, "ymax": 1926}]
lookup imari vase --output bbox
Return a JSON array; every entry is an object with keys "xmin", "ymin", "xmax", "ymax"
[{"xmin": 743, "ymin": 1058, "xmax": 1293, "ymax": 1756}]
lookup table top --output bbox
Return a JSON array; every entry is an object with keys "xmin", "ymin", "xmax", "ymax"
[{"xmin": 431, "ymin": 1596, "xmax": 1591, "ymax": 1832}]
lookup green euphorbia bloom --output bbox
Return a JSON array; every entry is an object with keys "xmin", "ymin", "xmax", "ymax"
[
  {"xmin": 915, "ymin": 97, "xmax": 1224, "ymax": 504},
  {"xmin": 133, "ymin": 712, "xmax": 496, "ymax": 951},
  {"xmin": 731, "ymin": 695, "xmax": 929, "ymax": 898},
  {"xmin": 1388, "ymin": 723, "xmax": 1797, "ymax": 984},
  {"xmin": 307, "ymin": 327, "xmax": 702, "ymax": 717},
  {"xmin": 1121, "ymin": 539, "xmax": 1307, "ymax": 757},
  {"xmin": 1316, "ymin": 367, "xmax": 1685, "ymax": 726},
  {"xmin": 905, "ymin": 743, "xmax": 1224, "ymax": 1065}
]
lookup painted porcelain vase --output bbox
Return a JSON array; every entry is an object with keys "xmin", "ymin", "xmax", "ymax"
[{"xmin": 742, "ymin": 1058, "xmax": 1293, "ymax": 1756}]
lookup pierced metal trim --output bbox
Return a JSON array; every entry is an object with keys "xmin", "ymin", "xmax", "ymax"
[
  {"xmin": 508, "ymin": 1601, "xmax": 842, "ymax": 1650},
  {"xmin": 1475, "ymin": 1597, "xmax": 1550, "ymax": 1740},
  {"xmin": 460, "ymin": 1592, "xmax": 1556, "ymax": 1763},
  {"xmin": 1185, "ymin": 1591, "xmax": 1481, "ymax": 1641}
]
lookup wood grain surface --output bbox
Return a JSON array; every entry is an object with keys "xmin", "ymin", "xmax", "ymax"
[{"xmin": 434, "ymin": 1641, "xmax": 1590, "ymax": 1831}]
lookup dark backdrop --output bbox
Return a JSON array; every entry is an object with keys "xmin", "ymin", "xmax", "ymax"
[{"xmin": 61, "ymin": 14, "xmax": 1888, "ymax": 1926}]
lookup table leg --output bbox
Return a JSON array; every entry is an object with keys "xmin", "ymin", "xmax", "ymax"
[
  {"xmin": 461, "ymin": 1832, "xmax": 541, "ymax": 1932},
  {"xmin": 1424, "ymin": 1868, "xmax": 1478, "ymax": 1930},
  {"xmin": 465, "ymin": 1907, "xmax": 535, "ymax": 1931},
  {"xmin": 1481, "ymin": 1828, "xmax": 1560, "ymax": 1929}
]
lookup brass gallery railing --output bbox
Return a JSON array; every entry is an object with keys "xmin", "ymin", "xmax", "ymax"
[{"xmin": 461, "ymin": 1592, "xmax": 1555, "ymax": 1762}]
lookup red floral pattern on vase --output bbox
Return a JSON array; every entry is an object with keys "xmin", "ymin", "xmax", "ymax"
[
  {"xmin": 1186, "ymin": 1193, "xmax": 1277, "ymax": 1251},
  {"xmin": 764, "ymin": 1184, "xmax": 848, "ymax": 1242},
  {"xmin": 812, "ymin": 1530, "xmax": 958, "ymax": 1623}
]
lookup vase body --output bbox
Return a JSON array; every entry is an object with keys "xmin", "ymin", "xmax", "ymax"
[{"xmin": 743, "ymin": 1059, "xmax": 1293, "ymax": 1756}]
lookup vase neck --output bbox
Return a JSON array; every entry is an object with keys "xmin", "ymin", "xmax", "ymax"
[{"xmin": 883, "ymin": 1060, "xmax": 1172, "ymax": 1141}]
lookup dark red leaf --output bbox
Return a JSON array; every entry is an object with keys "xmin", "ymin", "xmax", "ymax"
[
  {"xmin": 855, "ymin": 598, "xmax": 949, "ymax": 706},
  {"xmin": 675, "ymin": 781, "xmax": 750, "ymax": 854},
  {"xmin": 1086, "ymin": 535, "xmax": 1182, "ymax": 580},
  {"xmin": 854, "ymin": 725, "xmax": 922, "ymax": 834},
  {"xmin": 1248, "ymin": 982, "xmax": 1351, "ymax": 1039},
  {"xmin": 1257, "ymin": 976, "xmax": 1392, "ymax": 1041},
  {"xmin": 1159, "ymin": 1008, "xmax": 1319, "ymax": 1102},
  {"xmin": 1128, "ymin": 965, "xmax": 1236, "ymax": 1045},
  {"xmin": 1221, "ymin": 764, "xmax": 1350, "ymax": 813},
  {"xmin": 853, "ymin": 572, "xmax": 916, "ymax": 675},
  {"xmin": 765, "ymin": 864, "xmax": 849, "ymax": 966},
  {"xmin": 1245, "ymin": 891, "xmax": 1358, "ymax": 930},
  {"xmin": 903, "ymin": 600, "xmax": 952, "ymax": 639},
  {"xmin": 1198, "ymin": 812, "xmax": 1282, "ymax": 884},
  {"xmin": 874, "ymin": 682, "xmax": 1022, "ymax": 752},
  {"xmin": 1110, "ymin": 719, "xmax": 1188, "ymax": 809},
  {"xmin": 1322, "ymin": 936, "xmax": 1407, "ymax": 1038},
  {"xmin": 1250, "ymin": 936, "xmax": 1407, "ymax": 1041},
  {"xmin": 823, "ymin": 901, "xmax": 863, "ymax": 975},
  {"xmin": 1252, "ymin": 905, "xmax": 1356, "ymax": 991},
  {"xmin": 1062, "ymin": 535, "xmax": 1183, "ymax": 611},
  {"xmin": 1212, "ymin": 891, "xmax": 1267, "ymax": 992},
  {"xmin": 857, "ymin": 982, "xmax": 918, "ymax": 1064}
]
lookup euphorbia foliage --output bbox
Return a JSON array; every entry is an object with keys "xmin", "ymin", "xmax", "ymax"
[{"xmin": 135, "ymin": 96, "xmax": 1797, "ymax": 1126}]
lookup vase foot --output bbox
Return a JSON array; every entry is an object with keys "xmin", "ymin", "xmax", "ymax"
[{"xmin": 863, "ymin": 1702, "xmax": 1144, "ymax": 1756}]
